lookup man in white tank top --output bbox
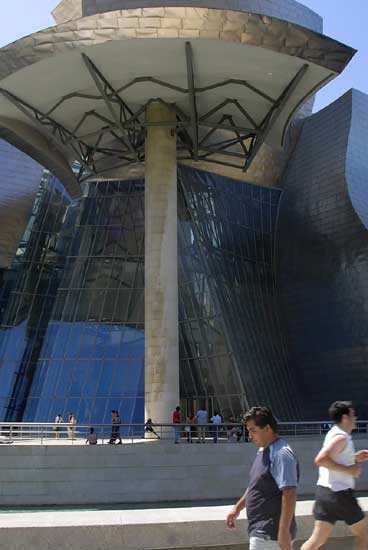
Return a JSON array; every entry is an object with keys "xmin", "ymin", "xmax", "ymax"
[{"xmin": 302, "ymin": 401, "xmax": 368, "ymax": 550}]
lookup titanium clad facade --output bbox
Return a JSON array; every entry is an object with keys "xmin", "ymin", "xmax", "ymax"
[
  {"xmin": 277, "ymin": 90, "xmax": 368, "ymax": 419},
  {"xmin": 79, "ymin": 0, "xmax": 323, "ymax": 31},
  {"xmin": 2, "ymin": 87, "xmax": 368, "ymax": 423},
  {"xmin": 1, "ymin": 0, "xmax": 367, "ymax": 425},
  {"xmin": 0, "ymin": 140, "xmax": 44, "ymax": 269}
]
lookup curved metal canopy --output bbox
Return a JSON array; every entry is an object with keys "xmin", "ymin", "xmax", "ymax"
[{"xmin": 0, "ymin": 6, "xmax": 355, "ymax": 184}]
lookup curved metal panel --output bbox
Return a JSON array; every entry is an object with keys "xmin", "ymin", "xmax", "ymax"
[
  {"xmin": 0, "ymin": 118, "xmax": 81, "ymax": 199},
  {"xmin": 277, "ymin": 90, "xmax": 368, "ymax": 419},
  {"xmin": 78, "ymin": 0, "xmax": 323, "ymax": 32},
  {"xmin": 346, "ymin": 90, "xmax": 368, "ymax": 230},
  {"xmin": 0, "ymin": 140, "xmax": 44, "ymax": 269},
  {"xmin": 0, "ymin": 10, "xmax": 352, "ymax": 81},
  {"xmin": 0, "ymin": 6, "xmax": 354, "ymax": 183},
  {"xmin": 52, "ymin": 0, "xmax": 82, "ymax": 24}
]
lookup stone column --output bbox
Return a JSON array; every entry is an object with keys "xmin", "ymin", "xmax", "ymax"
[{"xmin": 144, "ymin": 101, "xmax": 179, "ymax": 425}]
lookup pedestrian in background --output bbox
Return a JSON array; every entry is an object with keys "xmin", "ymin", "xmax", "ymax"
[
  {"xmin": 226, "ymin": 415, "xmax": 237, "ymax": 442},
  {"xmin": 173, "ymin": 406, "xmax": 181, "ymax": 443},
  {"xmin": 145, "ymin": 418, "xmax": 160, "ymax": 439},
  {"xmin": 54, "ymin": 413, "xmax": 63, "ymax": 440},
  {"xmin": 114, "ymin": 410, "xmax": 122, "ymax": 444},
  {"xmin": 195, "ymin": 406, "xmax": 208, "ymax": 443},
  {"xmin": 67, "ymin": 412, "xmax": 76, "ymax": 440},
  {"xmin": 185, "ymin": 413, "xmax": 194, "ymax": 443},
  {"xmin": 86, "ymin": 427, "xmax": 97, "ymax": 445},
  {"xmin": 108, "ymin": 410, "xmax": 118, "ymax": 444},
  {"xmin": 210, "ymin": 411, "xmax": 222, "ymax": 443}
]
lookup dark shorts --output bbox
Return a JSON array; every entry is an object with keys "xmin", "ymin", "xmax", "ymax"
[{"xmin": 313, "ymin": 485, "xmax": 365, "ymax": 526}]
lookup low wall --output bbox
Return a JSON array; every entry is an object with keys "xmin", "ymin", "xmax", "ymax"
[
  {"xmin": 0, "ymin": 499, "xmax": 365, "ymax": 550},
  {"xmin": 1, "ymin": 437, "xmax": 368, "ymax": 506}
]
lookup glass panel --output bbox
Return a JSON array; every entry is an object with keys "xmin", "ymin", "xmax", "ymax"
[
  {"xmin": 178, "ymin": 166, "xmax": 301, "ymax": 421},
  {"xmin": 0, "ymin": 177, "xmax": 145, "ymax": 425}
]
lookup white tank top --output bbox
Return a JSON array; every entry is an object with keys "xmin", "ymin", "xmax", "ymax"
[{"xmin": 317, "ymin": 425, "xmax": 356, "ymax": 491}]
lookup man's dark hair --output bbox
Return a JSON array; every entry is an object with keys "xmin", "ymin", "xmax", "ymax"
[
  {"xmin": 176, "ymin": 406, "xmax": 180, "ymax": 411},
  {"xmin": 328, "ymin": 401, "xmax": 353, "ymax": 423},
  {"xmin": 244, "ymin": 406, "xmax": 278, "ymax": 432}
]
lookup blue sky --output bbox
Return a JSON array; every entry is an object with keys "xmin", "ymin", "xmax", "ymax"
[{"xmin": 0, "ymin": 0, "xmax": 367, "ymax": 112}]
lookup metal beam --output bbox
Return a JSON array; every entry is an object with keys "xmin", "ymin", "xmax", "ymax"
[
  {"xmin": 199, "ymin": 120, "xmax": 260, "ymax": 134},
  {"xmin": 0, "ymin": 48, "xmax": 309, "ymax": 178},
  {"xmin": 0, "ymin": 87, "xmax": 96, "ymax": 178},
  {"xmin": 185, "ymin": 42, "xmax": 199, "ymax": 160},
  {"xmin": 243, "ymin": 63, "xmax": 309, "ymax": 171},
  {"xmin": 81, "ymin": 53, "xmax": 139, "ymax": 162},
  {"xmin": 117, "ymin": 76, "xmax": 187, "ymax": 95},
  {"xmin": 196, "ymin": 79, "xmax": 276, "ymax": 104}
]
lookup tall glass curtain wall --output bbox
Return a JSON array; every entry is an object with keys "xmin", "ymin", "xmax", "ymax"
[
  {"xmin": 178, "ymin": 167, "xmax": 301, "ymax": 421},
  {"xmin": 0, "ymin": 166, "xmax": 301, "ymax": 424},
  {"xmin": 0, "ymin": 175, "xmax": 71, "ymax": 420},
  {"xmin": 0, "ymin": 176, "xmax": 145, "ymax": 425}
]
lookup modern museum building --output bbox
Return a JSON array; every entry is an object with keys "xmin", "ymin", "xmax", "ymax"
[{"xmin": 0, "ymin": 0, "xmax": 368, "ymax": 425}]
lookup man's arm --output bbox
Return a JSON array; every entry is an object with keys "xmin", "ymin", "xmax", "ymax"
[
  {"xmin": 278, "ymin": 488, "xmax": 296, "ymax": 550},
  {"xmin": 226, "ymin": 489, "xmax": 247, "ymax": 528},
  {"xmin": 314, "ymin": 435, "xmax": 361, "ymax": 477},
  {"xmin": 355, "ymin": 450, "xmax": 368, "ymax": 463},
  {"xmin": 270, "ymin": 448, "xmax": 298, "ymax": 550}
]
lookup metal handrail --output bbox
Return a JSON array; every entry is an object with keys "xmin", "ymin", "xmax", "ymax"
[{"xmin": 1, "ymin": 421, "xmax": 367, "ymax": 445}]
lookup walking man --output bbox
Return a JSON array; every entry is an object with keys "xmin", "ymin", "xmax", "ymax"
[
  {"xmin": 301, "ymin": 401, "xmax": 368, "ymax": 550},
  {"xmin": 226, "ymin": 406, "xmax": 298, "ymax": 549}
]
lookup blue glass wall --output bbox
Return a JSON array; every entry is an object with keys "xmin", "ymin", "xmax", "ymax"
[
  {"xmin": 0, "ymin": 176, "xmax": 145, "ymax": 424},
  {"xmin": 0, "ymin": 175, "xmax": 71, "ymax": 420}
]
